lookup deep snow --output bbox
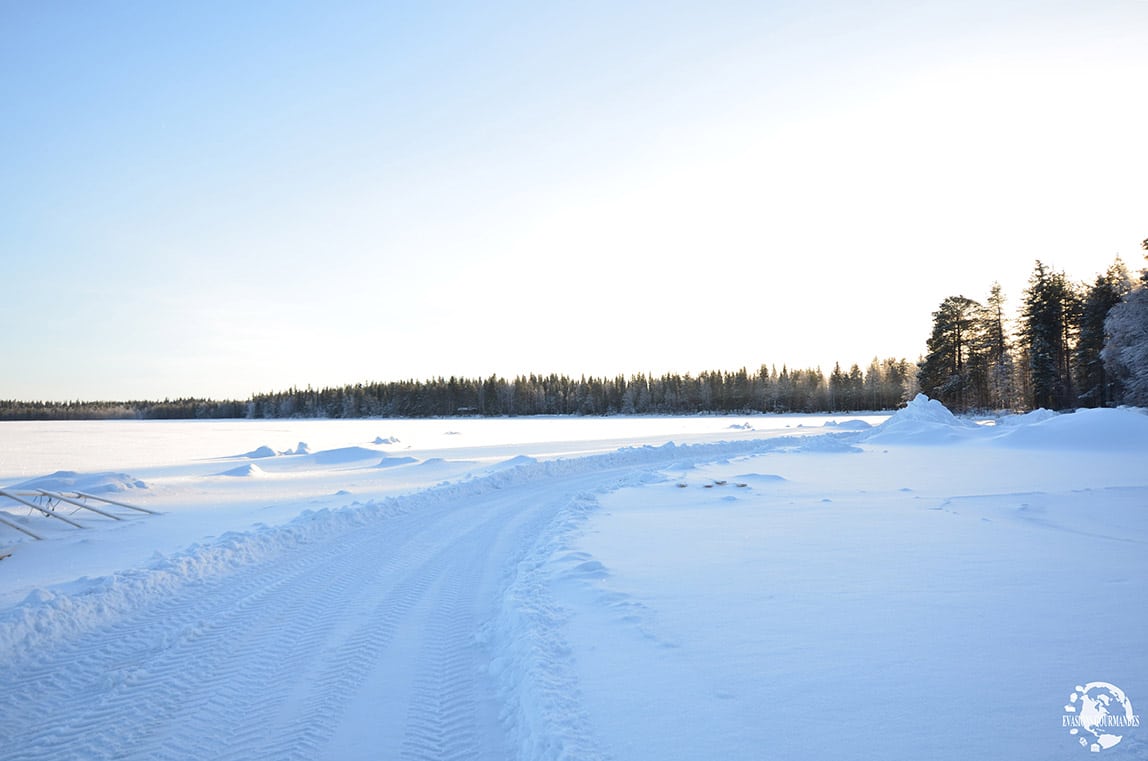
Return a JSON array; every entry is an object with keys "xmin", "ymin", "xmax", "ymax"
[{"xmin": 0, "ymin": 402, "xmax": 1145, "ymax": 760}]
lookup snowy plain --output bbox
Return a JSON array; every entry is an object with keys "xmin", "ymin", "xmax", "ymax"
[{"xmin": 0, "ymin": 400, "xmax": 1146, "ymax": 760}]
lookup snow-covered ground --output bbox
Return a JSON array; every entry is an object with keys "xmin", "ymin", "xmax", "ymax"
[{"xmin": 1, "ymin": 402, "xmax": 1145, "ymax": 760}]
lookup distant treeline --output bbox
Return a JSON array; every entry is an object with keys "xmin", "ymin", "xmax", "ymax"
[
  {"xmin": 0, "ymin": 359, "xmax": 916, "ymax": 421},
  {"xmin": 0, "ymin": 398, "xmax": 248, "ymax": 421}
]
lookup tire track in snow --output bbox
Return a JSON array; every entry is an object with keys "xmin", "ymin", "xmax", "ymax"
[
  {"xmin": 0, "ymin": 515, "xmax": 417, "ymax": 761},
  {"xmin": 256, "ymin": 521, "xmax": 454, "ymax": 761},
  {"xmin": 2, "ymin": 544, "xmax": 335, "ymax": 758},
  {"xmin": 398, "ymin": 533, "xmax": 492, "ymax": 761},
  {"xmin": 149, "ymin": 525, "xmax": 405, "ymax": 761},
  {"xmin": 1, "ymin": 435, "xmax": 822, "ymax": 760},
  {"xmin": 0, "ymin": 476, "xmax": 567, "ymax": 760}
]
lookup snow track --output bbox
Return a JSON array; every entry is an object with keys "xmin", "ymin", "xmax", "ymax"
[{"xmin": 0, "ymin": 438, "xmax": 806, "ymax": 761}]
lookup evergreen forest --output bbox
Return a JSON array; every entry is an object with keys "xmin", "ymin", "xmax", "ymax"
[
  {"xmin": 5, "ymin": 240, "xmax": 1147, "ymax": 420},
  {"xmin": 917, "ymin": 239, "xmax": 1148, "ymax": 413}
]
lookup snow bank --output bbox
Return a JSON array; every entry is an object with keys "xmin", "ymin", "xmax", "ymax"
[
  {"xmin": 7, "ymin": 470, "xmax": 147, "ymax": 494},
  {"xmin": 491, "ymin": 493, "xmax": 609, "ymax": 761},
  {"xmin": 989, "ymin": 408, "xmax": 1059, "ymax": 427},
  {"xmin": 864, "ymin": 395, "xmax": 1148, "ymax": 451},
  {"xmin": 242, "ymin": 445, "xmax": 278, "ymax": 459},
  {"xmin": 496, "ymin": 454, "xmax": 538, "ymax": 469},
  {"xmin": 217, "ymin": 463, "xmax": 266, "ymax": 478},
  {"xmin": 306, "ymin": 446, "xmax": 386, "ymax": 465},
  {"xmin": 824, "ymin": 418, "xmax": 873, "ymax": 430},
  {"xmin": 988, "ymin": 406, "xmax": 1148, "ymax": 450},
  {"xmin": 0, "ymin": 432, "xmax": 852, "ymax": 668},
  {"xmin": 861, "ymin": 394, "xmax": 980, "ymax": 445},
  {"xmin": 374, "ymin": 456, "xmax": 419, "ymax": 468}
]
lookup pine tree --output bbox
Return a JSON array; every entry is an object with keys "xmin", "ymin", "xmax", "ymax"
[
  {"xmin": 1076, "ymin": 259, "xmax": 1132, "ymax": 407},
  {"xmin": 981, "ymin": 283, "xmax": 1017, "ymax": 409},
  {"xmin": 1020, "ymin": 261, "xmax": 1082, "ymax": 410},
  {"xmin": 917, "ymin": 295, "xmax": 985, "ymax": 412}
]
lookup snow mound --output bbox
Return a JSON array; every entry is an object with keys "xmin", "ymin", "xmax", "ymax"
[
  {"xmin": 824, "ymin": 419, "xmax": 873, "ymax": 430},
  {"xmin": 417, "ymin": 458, "xmax": 476, "ymax": 471},
  {"xmin": 990, "ymin": 408, "xmax": 1059, "ymax": 428},
  {"xmin": 562, "ymin": 559, "xmax": 610, "ymax": 580},
  {"xmin": 288, "ymin": 442, "xmax": 311, "ymax": 455},
  {"xmin": 8, "ymin": 471, "xmax": 148, "ymax": 494},
  {"xmin": 862, "ymin": 394, "xmax": 979, "ymax": 445},
  {"xmin": 242, "ymin": 445, "xmax": 278, "ymax": 459},
  {"xmin": 494, "ymin": 455, "xmax": 538, "ymax": 470},
  {"xmin": 306, "ymin": 446, "xmax": 385, "ymax": 465},
  {"xmin": 217, "ymin": 464, "xmax": 266, "ymax": 478},
  {"xmin": 374, "ymin": 456, "xmax": 419, "ymax": 469},
  {"xmin": 373, "ymin": 436, "xmax": 400, "ymax": 445},
  {"xmin": 734, "ymin": 473, "xmax": 786, "ymax": 484},
  {"xmin": 989, "ymin": 407, "xmax": 1148, "ymax": 450}
]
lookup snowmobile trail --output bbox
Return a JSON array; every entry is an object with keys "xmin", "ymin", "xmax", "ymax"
[{"xmin": 0, "ymin": 453, "xmax": 689, "ymax": 761}]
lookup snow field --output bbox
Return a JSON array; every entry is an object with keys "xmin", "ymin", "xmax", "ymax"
[
  {"xmin": 540, "ymin": 400, "xmax": 1148, "ymax": 760},
  {"xmin": 0, "ymin": 402, "xmax": 1146, "ymax": 759}
]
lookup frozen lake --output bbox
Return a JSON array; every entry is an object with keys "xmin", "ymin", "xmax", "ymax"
[
  {"xmin": 0, "ymin": 413, "xmax": 890, "ymax": 480},
  {"xmin": 1, "ymin": 402, "xmax": 1146, "ymax": 760}
]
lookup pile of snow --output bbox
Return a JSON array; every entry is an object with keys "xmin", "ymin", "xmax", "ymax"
[
  {"xmin": 374, "ymin": 456, "xmax": 419, "ymax": 469},
  {"xmin": 305, "ymin": 446, "xmax": 386, "ymax": 465},
  {"xmin": 217, "ymin": 463, "xmax": 266, "ymax": 478},
  {"xmin": 242, "ymin": 445, "xmax": 278, "ymax": 459},
  {"xmin": 988, "ymin": 408, "xmax": 1059, "ymax": 427},
  {"xmin": 824, "ymin": 418, "xmax": 872, "ymax": 430},
  {"xmin": 373, "ymin": 436, "xmax": 400, "ymax": 445},
  {"xmin": 861, "ymin": 394, "xmax": 980, "ymax": 445},
  {"xmin": 989, "ymin": 406, "xmax": 1148, "ymax": 450},
  {"xmin": 7, "ymin": 471, "xmax": 147, "ymax": 494},
  {"xmin": 863, "ymin": 395, "xmax": 1148, "ymax": 452},
  {"xmin": 492, "ymin": 454, "xmax": 538, "ymax": 471}
]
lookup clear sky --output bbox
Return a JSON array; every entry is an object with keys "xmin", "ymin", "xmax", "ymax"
[{"xmin": 3, "ymin": 1, "xmax": 1146, "ymax": 402}]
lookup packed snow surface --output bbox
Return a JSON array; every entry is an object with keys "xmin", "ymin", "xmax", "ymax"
[{"xmin": 0, "ymin": 405, "xmax": 1145, "ymax": 760}]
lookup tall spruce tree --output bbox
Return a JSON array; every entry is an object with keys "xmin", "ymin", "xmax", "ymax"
[
  {"xmin": 1076, "ymin": 258, "xmax": 1132, "ymax": 407},
  {"xmin": 1020, "ymin": 261, "xmax": 1082, "ymax": 410},
  {"xmin": 918, "ymin": 295, "xmax": 986, "ymax": 412},
  {"xmin": 980, "ymin": 283, "xmax": 1017, "ymax": 409}
]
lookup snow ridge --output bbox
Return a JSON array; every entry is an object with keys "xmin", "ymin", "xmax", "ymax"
[
  {"xmin": 492, "ymin": 491, "xmax": 612, "ymax": 761},
  {"xmin": 0, "ymin": 434, "xmax": 845, "ymax": 661}
]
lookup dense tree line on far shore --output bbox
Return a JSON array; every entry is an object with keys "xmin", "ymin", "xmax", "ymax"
[
  {"xmin": 918, "ymin": 239, "xmax": 1148, "ymax": 412},
  {"xmin": 0, "ymin": 360, "xmax": 917, "ymax": 421},
  {"xmin": 8, "ymin": 239, "xmax": 1146, "ymax": 422}
]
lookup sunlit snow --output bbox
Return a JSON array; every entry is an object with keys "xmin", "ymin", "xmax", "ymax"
[{"xmin": 1, "ymin": 401, "xmax": 1145, "ymax": 760}]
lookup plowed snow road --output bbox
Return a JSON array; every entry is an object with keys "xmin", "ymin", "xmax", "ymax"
[
  {"xmin": 2, "ymin": 441, "xmax": 775, "ymax": 761},
  {"xmin": 3, "ymin": 478, "xmax": 555, "ymax": 759}
]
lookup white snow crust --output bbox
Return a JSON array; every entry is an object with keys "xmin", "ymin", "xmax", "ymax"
[{"xmin": 0, "ymin": 406, "xmax": 1144, "ymax": 760}]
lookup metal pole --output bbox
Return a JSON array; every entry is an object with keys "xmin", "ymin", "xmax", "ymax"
[
  {"xmin": 71, "ymin": 491, "xmax": 159, "ymax": 515},
  {"xmin": 36, "ymin": 491, "xmax": 123, "ymax": 520},
  {"xmin": 0, "ymin": 513, "xmax": 42, "ymax": 540},
  {"xmin": 0, "ymin": 490, "xmax": 86, "ymax": 529}
]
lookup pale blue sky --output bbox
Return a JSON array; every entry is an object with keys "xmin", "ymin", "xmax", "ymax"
[{"xmin": 3, "ymin": 1, "xmax": 1146, "ymax": 401}]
